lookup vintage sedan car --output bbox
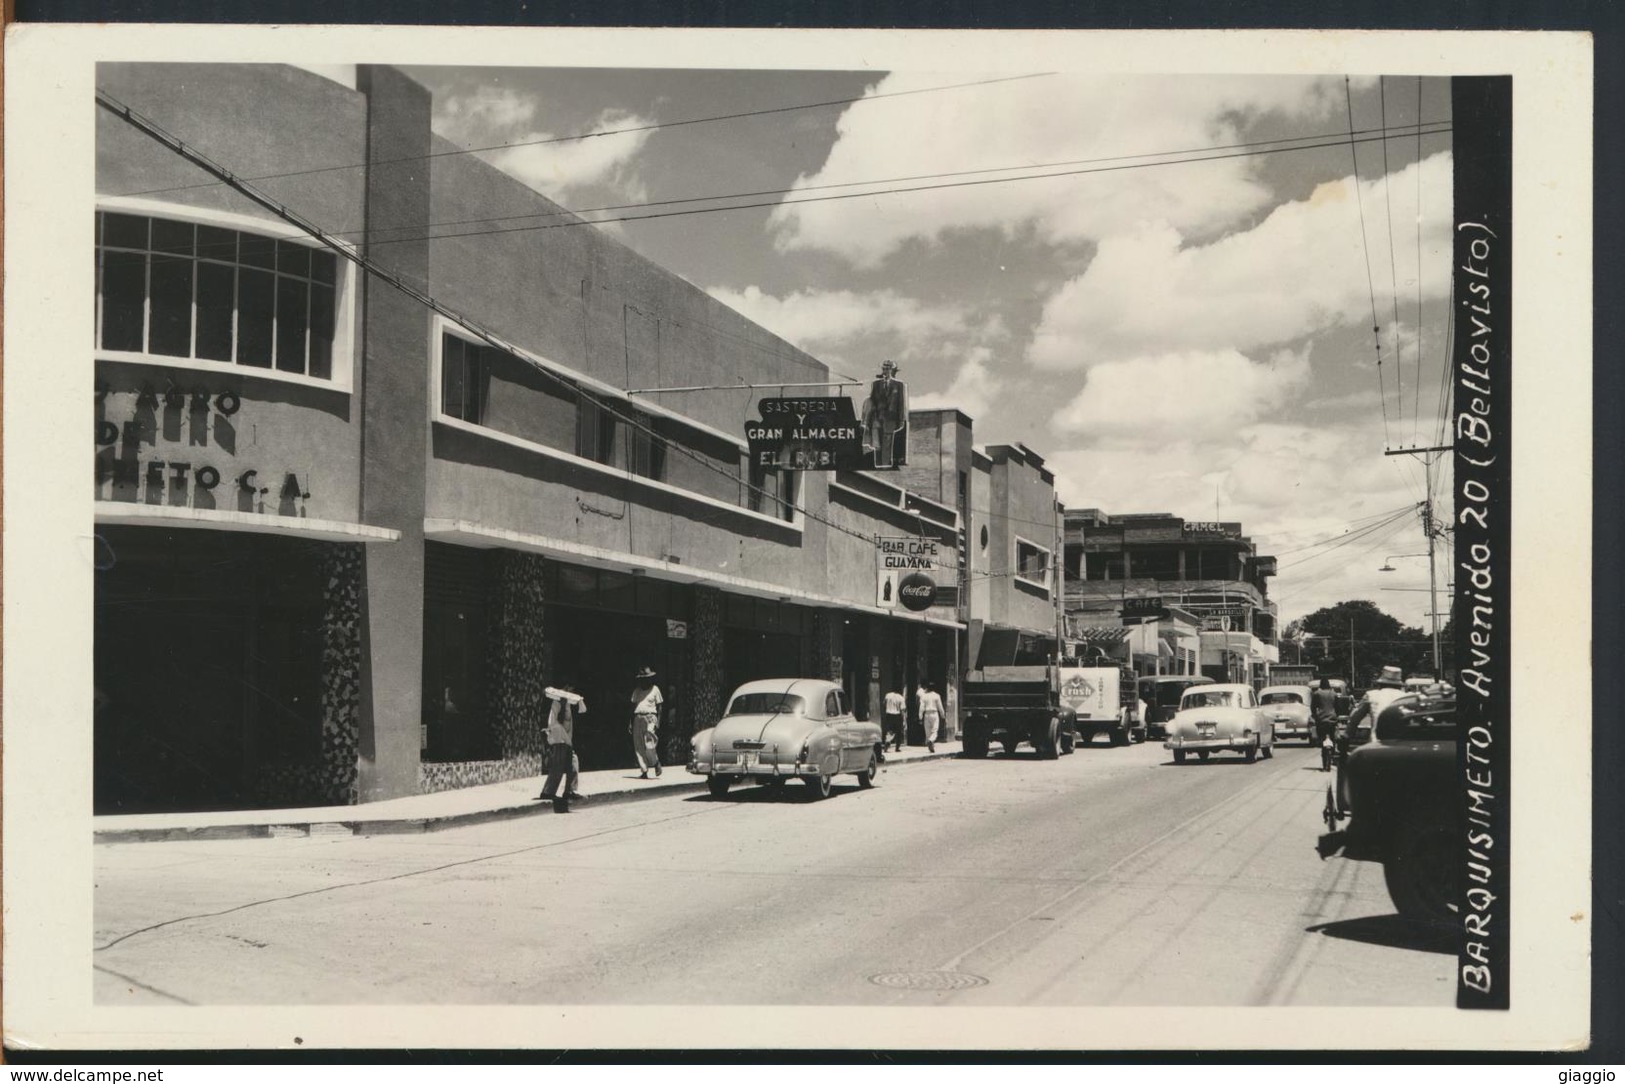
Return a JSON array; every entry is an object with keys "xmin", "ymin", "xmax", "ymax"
[
  {"xmin": 1319, "ymin": 693, "xmax": 1458, "ymax": 923},
  {"xmin": 1163, "ymin": 683, "xmax": 1274, "ymax": 764},
  {"xmin": 1258, "ymin": 684, "xmax": 1313, "ymax": 744},
  {"xmin": 687, "ymin": 678, "xmax": 882, "ymax": 800}
]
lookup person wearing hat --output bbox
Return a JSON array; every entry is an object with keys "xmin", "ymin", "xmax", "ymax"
[
  {"xmin": 630, "ymin": 666, "xmax": 664, "ymax": 778},
  {"xmin": 861, "ymin": 360, "xmax": 907, "ymax": 469}
]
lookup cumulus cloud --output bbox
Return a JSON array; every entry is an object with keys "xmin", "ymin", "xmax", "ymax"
[
  {"xmin": 912, "ymin": 348, "xmax": 1000, "ymax": 420},
  {"xmin": 433, "ymin": 89, "xmax": 655, "ymax": 203},
  {"xmin": 769, "ymin": 73, "xmax": 1352, "ymax": 268},
  {"xmin": 1051, "ymin": 346, "xmax": 1310, "ymax": 441},
  {"xmin": 1027, "ymin": 151, "xmax": 1453, "ymax": 370}
]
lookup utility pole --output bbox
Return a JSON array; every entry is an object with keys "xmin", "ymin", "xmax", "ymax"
[
  {"xmin": 1349, "ymin": 616, "xmax": 1356, "ymax": 688},
  {"xmin": 1384, "ymin": 443, "xmax": 1453, "ymax": 677}
]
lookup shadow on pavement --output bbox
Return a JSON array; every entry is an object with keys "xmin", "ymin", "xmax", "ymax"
[
  {"xmin": 1307, "ymin": 914, "xmax": 1456, "ymax": 955},
  {"xmin": 682, "ymin": 781, "xmax": 864, "ymax": 804}
]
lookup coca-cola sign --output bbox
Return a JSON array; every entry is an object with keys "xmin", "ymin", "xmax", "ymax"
[{"xmin": 897, "ymin": 571, "xmax": 937, "ymax": 612}]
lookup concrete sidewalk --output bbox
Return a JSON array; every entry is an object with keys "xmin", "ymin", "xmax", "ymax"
[{"xmin": 93, "ymin": 741, "xmax": 963, "ymax": 844}]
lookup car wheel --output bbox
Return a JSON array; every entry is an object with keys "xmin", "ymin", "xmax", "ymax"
[
  {"xmin": 1042, "ymin": 720, "xmax": 1061, "ymax": 760},
  {"xmin": 707, "ymin": 775, "xmax": 732, "ymax": 798},
  {"xmin": 1244, "ymin": 741, "xmax": 1258, "ymax": 763},
  {"xmin": 1197, "ymin": 751, "xmax": 1210, "ymax": 762},
  {"xmin": 1059, "ymin": 727, "xmax": 1076, "ymax": 755},
  {"xmin": 858, "ymin": 753, "xmax": 878, "ymax": 788},
  {"xmin": 963, "ymin": 737, "xmax": 988, "ymax": 759},
  {"xmin": 1383, "ymin": 827, "xmax": 1458, "ymax": 925},
  {"xmin": 1172, "ymin": 749, "xmax": 1186, "ymax": 765},
  {"xmin": 1262, "ymin": 736, "xmax": 1273, "ymax": 760},
  {"xmin": 804, "ymin": 773, "xmax": 832, "ymax": 800},
  {"xmin": 1109, "ymin": 728, "xmax": 1129, "ymax": 747}
]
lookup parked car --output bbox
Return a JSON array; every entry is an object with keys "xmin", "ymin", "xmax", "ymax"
[
  {"xmin": 1258, "ymin": 684, "xmax": 1313, "ymax": 744},
  {"xmin": 1319, "ymin": 693, "xmax": 1459, "ymax": 923},
  {"xmin": 687, "ymin": 678, "xmax": 882, "ymax": 800},
  {"xmin": 1163, "ymin": 683, "xmax": 1274, "ymax": 764},
  {"xmin": 1138, "ymin": 675, "xmax": 1214, "ymax": 740}
]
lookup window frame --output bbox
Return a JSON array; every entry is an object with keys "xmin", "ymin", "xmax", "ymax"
[
  {"xmin": 93, "ymin": 199, "xmax": 356, "ymax": 392},
  {"xmin": 1012, "ymin": 534, "xmax": 1053, "ymax": 594}
]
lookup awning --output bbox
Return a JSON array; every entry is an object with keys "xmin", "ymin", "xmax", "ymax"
[{"xmin": 1075, "ymin": 627, "xmax": 1131, "ymax": 645}]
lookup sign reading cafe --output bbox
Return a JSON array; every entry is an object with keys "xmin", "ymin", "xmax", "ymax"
[{"xmin": 876, "ymin": 536, "xmax": 955, "ymax": 613}]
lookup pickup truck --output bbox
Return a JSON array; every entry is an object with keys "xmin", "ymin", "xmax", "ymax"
[{"xmin": 961, "ymin": 663, "xmax": 1077, "ymax": 759}]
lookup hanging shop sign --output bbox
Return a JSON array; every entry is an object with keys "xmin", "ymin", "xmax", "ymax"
[
  {"xmin": 1121, "ymin": 596, "xmax": 1167, "ymax": 623},
  {"xmin": 877, "ymin": 535, "xmax": 951, "ymax": 612},
  {"xmin": 743, "ymin": 361, "xmax": 910, "ymax": 471},
  {"xmin": 666, "ymin": 620, "xmax": 688, "ymax": 640},
  {"xmin": 745, "ymin": 397, "xmax": 866, "ymax": 471}
]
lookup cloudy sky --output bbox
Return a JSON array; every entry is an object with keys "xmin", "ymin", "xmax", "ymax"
[{"xmin": 404, "ymin": 65, "xmax": 1457, "ymax": 630}]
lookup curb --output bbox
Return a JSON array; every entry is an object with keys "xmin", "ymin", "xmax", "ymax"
[{"xmin": 93, "ymin": 749, "xmax": 963, "ymax": 844}]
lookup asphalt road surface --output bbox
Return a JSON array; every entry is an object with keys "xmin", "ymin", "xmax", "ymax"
[{"xmin": 94, "ymin": 741, "xmax": 1455, "ymax": 1007}]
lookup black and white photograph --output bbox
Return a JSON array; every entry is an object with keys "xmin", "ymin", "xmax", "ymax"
[{"xmin": 1, "ymin": 25, "xmax": 1593, "ymax": 1053}]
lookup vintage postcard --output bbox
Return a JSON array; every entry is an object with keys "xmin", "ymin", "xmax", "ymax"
[{"xmin": 1, "ymin": 24, "xmax": 1592, "ymax": 1052}]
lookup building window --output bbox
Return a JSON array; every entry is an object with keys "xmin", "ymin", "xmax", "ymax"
[
  {"xmin": 577, "ymin": 398, "xmax": 618, "ymax": 465},
  {"xmin": 441, "ymin": 332, "xmax": 491, "ymax": 424},
  {"xmin": 1015, "ymin": 537, "xmax": 1051, "ymax": 589},
  {"xmin": 96, "ymin": 211, "xmax": 338, "ymax": 378},
  {"xmin": 747, "ymin": 459, "xmax": 797, "ymax": 522},
  {"xmin": 627, "ymin": 411, "xmax": 667, "ymax": 482}
]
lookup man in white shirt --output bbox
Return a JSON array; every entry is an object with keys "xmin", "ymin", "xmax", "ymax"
[
  {"xmin": 917, "ymin": 683, "xmax": 944, "ymax": 753},
  {"xmin": 882, "ymin": 688, "xmax": 906, "ymax": 753}
]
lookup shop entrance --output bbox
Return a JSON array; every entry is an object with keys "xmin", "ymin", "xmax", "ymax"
[{"xmin": 94, "ymin": 527, "xmax": 324, "ymax": 814}]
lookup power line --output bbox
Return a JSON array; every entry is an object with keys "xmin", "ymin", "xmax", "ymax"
[
  {"xmin": 355, "ymin": 124, "xmax": 1454, "ymax": 247},
  {"xmin": 340, "ymin": 119, "xmax": 1448, "ymax": 242},
  {"xmin": 1379, "ymin": 76, "xmax": 1406, "ymax": 429},
  {"xmin": 1264, "ymin": 503, "xmax": 1416, "ymax": 556},
  {"xmin": 112, "ymin": 72, "xmax": 1056, "ymax": 199},
  {"xmin": 1274, "ymin": 506, "xmax": 1415, "ymax": 572},
  {"xmin": 1413, "ymin": 76, "xmax": 1427, "ymax": 443},
  {"xmin": 1346, "ymin": 76, "xmax": 1392, "ymax": 452},
  {"xmin": 97, "ymin": 89, "xmax": 896, "ymax": 557}
]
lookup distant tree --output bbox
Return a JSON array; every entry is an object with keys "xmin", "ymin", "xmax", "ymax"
[{"xmin": 1290, "ymin": 600, "xmax": 1433, "ymax": 687}]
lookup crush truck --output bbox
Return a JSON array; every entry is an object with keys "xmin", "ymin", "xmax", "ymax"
[{"xmin": 961, "ymin": 628, "xmax": 1142, "ymax": 757}]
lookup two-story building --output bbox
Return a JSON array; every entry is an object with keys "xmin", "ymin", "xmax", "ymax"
[{"xmin": 92, "ymin": 63, "xmax": 963, "ymax": 814}]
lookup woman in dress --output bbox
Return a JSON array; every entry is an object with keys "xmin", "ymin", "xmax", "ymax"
[{"xmin": 630, "ymin": 666, "xmax": 664, "ymax": 778}]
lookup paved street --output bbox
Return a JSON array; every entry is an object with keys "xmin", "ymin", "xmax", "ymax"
[{"xmin": 93, "ymin": 741, "xmax": 1453, "ymax": 1007}]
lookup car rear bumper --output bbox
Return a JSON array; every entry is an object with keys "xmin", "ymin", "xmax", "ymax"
[
  {"xmin": 1164, "ymin": 735, "xmax": 1256, "ymax": 751},
  {"xmin": 688, "ymin": 761, "xmax": 822, "ymax": 779},
  {"xmin": 1272, "ymin": 725, "xmax": 1310, "ymax": 739}
]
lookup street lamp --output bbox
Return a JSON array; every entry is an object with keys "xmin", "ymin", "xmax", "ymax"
[{"xmin": 1378, "ymin": 553, "xmax": 1429, "ymax": 572}]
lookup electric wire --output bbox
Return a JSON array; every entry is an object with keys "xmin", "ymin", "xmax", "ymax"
[
  {"xmin": 1379, "ymin": 76, "xmax": 1405, "ymax": 428},
  {"xmin": 1413, "ymin": 76, "xmax": 1426, "ymax": 443},
  {"xmin": 340, "ymin": 119, "xmax": 1450, "ymax": 242},
  {"xmin": 1346, "ymin": 76, "xmax": 1392, "ymax": 451},
  {"xmin": 1273, "ymin": 513, "xmax": 1419, "ymax": 611},
  {"xmin": 113, "ymin": 72, "xmax": 1056, "ymax": 199},
  {"xmin": 355, "ymin": 125, "xmax": 1455, "ymax": 248},
  {"xmin": 96, "ymin": 90, "xmax": 892, "ymax": 555},
  {"xmin": 1274, "ymin": 506, "xmax": 1416, "ymax": 573},
  {"xmin": 1263, "ymin": 503, "xmax": 1417, "ymax": 556}
]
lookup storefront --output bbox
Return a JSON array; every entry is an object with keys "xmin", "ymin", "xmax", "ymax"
[{"xmin": 94, "ymin": 526, "xmax": 342, "ymax": 813}]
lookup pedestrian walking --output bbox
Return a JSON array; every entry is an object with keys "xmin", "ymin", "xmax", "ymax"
[
  {"xmin": 917, "ymin": 682, "xmax": 944, "ymax": 753},
  {"xmin": 882, "ymin": 688, "xmax": 906, "ymax": 752},
  {"xmin": 538, "ymin": 685, "xmax": 587, "ymax": 812},
  {"xmin": 1311, "ymin": 677, "xmax": 1338, "ymax": 772},
  {"xmin": 630, "ymin": 666, "xmax": 664, "ymax": 778}
]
